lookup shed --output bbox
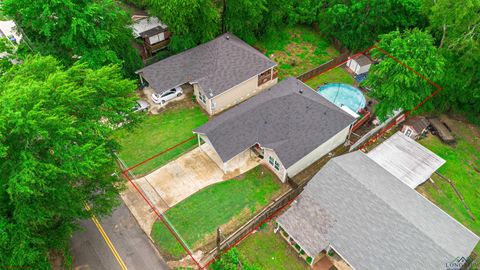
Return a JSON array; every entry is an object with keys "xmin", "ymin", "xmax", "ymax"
[
  {"xmin": 401, "ymin": 116, "xmax": 430, "ymax": 139},
  {"xmin": 346, "ymin": 54, "xmax": 372, "ymax": 75},
  {"xmin": 366, "ymin": 132, "xmax": 445, "ymax": 188}
]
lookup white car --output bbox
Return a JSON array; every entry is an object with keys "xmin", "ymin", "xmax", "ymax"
[
  {"xmin": 132, "ymin": 100, "xmax": 150, "ymax": 113},
  {"xmin": 151, "ymin": 86, "xmax": 183, "ymax": 104}
]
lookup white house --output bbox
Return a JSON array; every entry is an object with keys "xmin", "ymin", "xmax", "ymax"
[{"xmin": 193, "ymin": 78, "xmax": 356, "ymax": 181}]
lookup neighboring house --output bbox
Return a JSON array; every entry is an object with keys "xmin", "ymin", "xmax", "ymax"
[
  {"xmin": 346, "ymin": 54, "xmax": 372, "ymax": 75},
  {"xmin": 0, "ymin": 20, "xmax": 21, "ymax": 45},
  {"xmin": 401, "ymin": 116, "xmax": 430, "ymax": 139},
  {"xmin": 276, "ymin": 151, "xmax": 479, "ymax": 270},
  {"xmin": 131, "ymin": 16, "xmax": 170, "ymax": 57},
  {"xmin": 193, "ymin": 78, "xmax": 356, "ymax": 182},
  {"xmin": 135, "ymin": 33, "xmax": 278, "ymax": 115},
  {"xmin": 367, "ymin": 132, "xmax": 445, "ymax": 188}
]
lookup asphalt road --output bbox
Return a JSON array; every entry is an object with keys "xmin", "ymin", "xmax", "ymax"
[{"xmin": 71, "ymin": 201, "xmax": 170, "ymax": 270}]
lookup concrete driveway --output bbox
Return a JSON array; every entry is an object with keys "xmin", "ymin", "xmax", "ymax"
[
  {"xmin": 144, "ymin": 147, "xmax": 259, "ymax": 207},
  {"xmin": 123, "ymin": 147, "xmax": 259, "ymax": 236}
]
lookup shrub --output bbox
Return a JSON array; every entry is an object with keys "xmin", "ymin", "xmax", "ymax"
[
  {"xmin": 259, "ymin": 222, "xmax": 267, "ymax": 230},
  {"xmin": 306, "ymin": 256, "xmax": 313, "ymax": 264}
]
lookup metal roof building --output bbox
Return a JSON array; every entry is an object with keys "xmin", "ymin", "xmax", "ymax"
[{"xmin": 367, "ymin": 131, "xmax": 445, "ymax": 188}]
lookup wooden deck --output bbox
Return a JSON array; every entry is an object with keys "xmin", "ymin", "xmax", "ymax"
[{"xmin": 428, "ymin": 117, "xmax": 456, "ymax": 144}]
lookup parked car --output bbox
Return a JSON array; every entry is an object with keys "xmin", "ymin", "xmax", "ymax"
[
  {"xmin": 133, "ymin": 100, "xmax": 149, "ymax": 113},
  {"xmin": 151, "ymin": 86, "xmax": 183, "ymax": 104}
]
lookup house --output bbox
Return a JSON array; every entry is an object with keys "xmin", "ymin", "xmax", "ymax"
[
  {"xmin": 193, "ymin": 78, "xmax": 356, "ymax": 182},
  {"xmin": 401, "ymin": 116, "xmax": 430, "ymax": 139},
  {"xmin": 346, "ymin": 54, "xmax": 372, "ymax": 75},
  {"xmin": 276, "ymin": 151, "xmax": 479, "ymax": 270},
  {"xmin": 135, "ymin": 33, "xmax": 278, "ymax": 115},
  {"xmin": 366, "ymin": 132, "xmax": 445, "ymax": 188},
  {"xmin": 131, "ymin": 16, "xmax": 170, "ymax": 57}
]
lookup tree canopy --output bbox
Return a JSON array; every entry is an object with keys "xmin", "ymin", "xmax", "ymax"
[
  {"xmin": 147, "ymin": 0, "xmax": 220, "ymax": 52},
  {"xmin": 0, "ymin": 55, "xmax": 138, "ymax": 267},
  {"xmin": 2, "ymin": 0, "xmax": 142, "ymax": 76},
  {"xmin": 365, "ymin": 29, "xmax": 445, "ymax": 120},
  {"xmin": 320, "ymin": 0, "xmax": 425, "ymax": 51}
]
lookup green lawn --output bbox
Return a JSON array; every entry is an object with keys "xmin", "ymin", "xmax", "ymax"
[
  {"xmin": 255, "ymin": 25, "xmax": 339, "ymax": 79},
  {"xmin": 417, "ymin": 117, "xmax": 480, "ymax": 254},
  {"xmin": 235, "ymin": 222, "xmax": 309, "ymax": 270},
  {"xmin": 151, "ymin": 167, "xmax": 284, "ymax": 259},
  {"xmin": 305, "ymin": 66, "xmax": 355, "ymax": 89},
  {"xmin": 114, "ymin": 106, "xmax": 208, "ymax": 175}
]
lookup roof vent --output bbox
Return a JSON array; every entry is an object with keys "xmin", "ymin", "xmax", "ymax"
[
  {"xmin": 299, "ymin": 89, "xmax": 303, "ymax": 94},
  {"xmin": 226, "ymin": 35, "xmax": 230, "ymax": 40}
]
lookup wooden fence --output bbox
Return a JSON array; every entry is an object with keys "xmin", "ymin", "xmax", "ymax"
[
  {"xmin": 202, "ymin": 178, "xmax": 307, "ymax": 265},
  {"xmin": 296, "ymin": 50, "xmax": 350, "ymax": 83}
]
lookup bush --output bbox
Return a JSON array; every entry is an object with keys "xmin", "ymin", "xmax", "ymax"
[
  {"xmin": 300, "ymin": 249, "xmax": 305, "ymax": 255},
  {"xmin": 327, "ymin": 249, "xmax": 335, "ymax": 257},
  {"xmin": 294, "ymin": 244, "xmax": 301, "ymax": 251},
  {"xmin": 259, "ymin": 223, "xmax": 267, "ymax": 230},
  {"xmin": 306, "ymin": 256, "xmax": 313, "ymax": 264}
]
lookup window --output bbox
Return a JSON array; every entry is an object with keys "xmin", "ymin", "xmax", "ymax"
[
  {"xmin": 274, "ymin": 161, "xmax": 280, "ymax": 171},
  {"xmin": 268, "ymin": 156, "xmax": 274, "ymax": 165},
  {"xmin": 199, "ymin": 93, "xmax": 206, "ymax": 103}
]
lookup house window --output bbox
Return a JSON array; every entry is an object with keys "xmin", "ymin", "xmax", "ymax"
[
  {"xmin": 199, "ymin": 93, "xmax": 206, "ymax": 104},
  {"xmin": 274, "ymin": 161, "xmax": 280, "ymax": 171},
  {"xmin": 269, "ymin": 156, "xmax": 274, "ymax": 165}
]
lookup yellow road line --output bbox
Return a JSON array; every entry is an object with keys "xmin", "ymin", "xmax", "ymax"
[{"xmin": 84, "ymin": 204, "xmax": 128, "ymax": 270}]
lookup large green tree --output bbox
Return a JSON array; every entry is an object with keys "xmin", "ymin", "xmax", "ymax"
[
  {"xmin": 320, "ymin": 0, "xmax": 425, "ymax": 51},
  {"xmin": 0, "ymin": 56, "xmax": 138, "ymax": 268},
  {"xmin": 224, "ymin": 0, "xmax": 267, "ymax": 44},
  {"xmin": 147, "ymin": 0, "xmax": 220, "ymax": 52},
  {"xmin": 2, "ymin": 0, "xmax": 142, "ymax": 76},
  {"xmin": 365, "ymin": 29, "xmax": 445, "ymax": 120},
  {"xmin": 423, "ymin": 0, "xmax": 480, "ymax": 118}
]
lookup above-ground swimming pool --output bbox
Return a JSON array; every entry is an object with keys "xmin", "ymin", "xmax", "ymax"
[{"xmin": 317, "ymin": 83, "xmax": 366, "ymax": 113}]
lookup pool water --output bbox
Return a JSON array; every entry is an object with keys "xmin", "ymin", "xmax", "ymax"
[{"xmin": 317, "ymin": 83, "xmax": 366, "ymax": 112}]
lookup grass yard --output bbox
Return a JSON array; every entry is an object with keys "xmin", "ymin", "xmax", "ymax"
[
  {"xmin": 255, "ymin": 25, "xmax": 339, "ymax": 79},
  {"xmin": 151, "ymin": 167, "xmax": 285, "ymax": 259},
  {"xmin": 305, "ymin": 66, "xmax": 355, "ymax": 89},
  {"xmin": 235, "ymin": 222, "xmax": 309, "ymax": 270},
  {"xmin": 114, "ymin": 106, "xmax": 208, "ymax": 175},
  {"xmin": 416, "ymin": 116, "xmax": 480, "ymax": 254}
]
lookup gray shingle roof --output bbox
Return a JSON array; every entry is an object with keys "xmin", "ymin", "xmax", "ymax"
[
  {"xmin": 135, "ymin": 33, "xmax": 276, "ymax": 96},
  {"xmin": 277, "ymin": 151, "xmax": 479, "ymax": 270},
  {"xmin": 367, "ymin": 132, "xmax": 445, "ymax": 188},
  {"xmin": 194, "ymin": 78, "xmax": 355, "ymax": 167}
]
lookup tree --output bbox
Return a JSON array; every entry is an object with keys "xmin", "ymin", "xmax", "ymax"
[
  {"xmin": 2, "ymin": 0, "xmax": 142, "ymax": 76},
  {"xmin": 364, "ymin": 29, "xmax": 445, "ymax": 120},
  {"xmin": 147, "ymin": 0, "xmax": 220, "ymax": 52},
  {"xmin": 0, "ymin": 56, "xmax": 138, "ymax": 268},
  {"xmin": 0, "ymin": 38, "xmax": 16, "ymax": 74},
  {"xmin": 423, "ymin": 0, "xmax": 480, "ymax": 118},
  {"xmin": 224, "ymin": 0, "xmax": 267, "ymax": 44},
  {"xmin": 320, "ymin": 0, "xmax": 425, "ymax": 51}
]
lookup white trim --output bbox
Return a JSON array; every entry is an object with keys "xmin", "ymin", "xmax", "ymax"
[{"xmin": 329, "ymin": 245, "xmax": 357, "ymax": 270}]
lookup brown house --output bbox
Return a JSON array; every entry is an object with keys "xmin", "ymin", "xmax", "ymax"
[{"xmin": 132, "ymin": 16, "xmax": 170, "ymax": 57}]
